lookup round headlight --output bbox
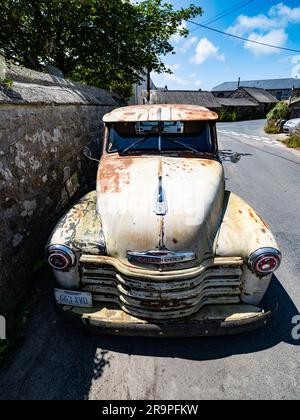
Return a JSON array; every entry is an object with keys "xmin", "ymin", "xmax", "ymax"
[
  {"xmin": 248, "ymin": 248, "xmax": 281, "ymax": 276},
  {"xmin": 46, "ymin": 245, "xmax": 76, "ymax": 271}
]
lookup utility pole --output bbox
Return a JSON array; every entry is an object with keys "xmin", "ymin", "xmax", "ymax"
[{"xmin": 147, "ymin": 68, "xmax": 151, "ymax": 104}]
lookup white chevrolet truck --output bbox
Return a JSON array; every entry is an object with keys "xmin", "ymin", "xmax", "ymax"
[{"xmin": 46, "ymin": 105, "xmax": 281, "ymax": 336}]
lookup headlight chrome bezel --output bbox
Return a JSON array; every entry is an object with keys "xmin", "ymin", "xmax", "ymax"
[
  {"xmin": 248, "ymin": 247, "xmax": 282, "ymax": 276},
  {"xmin": 46, "ymin": 245, "xmax": 76, "ymax": 271}
]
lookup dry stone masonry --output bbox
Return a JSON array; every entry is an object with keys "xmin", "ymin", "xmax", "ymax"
[{"xmin": 0, "ymin": 57, "xmax": 121, "ymax": 307}]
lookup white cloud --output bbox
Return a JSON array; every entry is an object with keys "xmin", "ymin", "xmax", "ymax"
[
  {"xmin": 164, "ymin": 73, "xmax": 188, "ymax": 86},
  {"xmin": 269, "ymin": 3, "xmax": 300, "ymax": 24},
  {"xmin": 244, "ymin": 29, "xmax": 288, "ymax": 56},
  {"xmin": 180, "ymin": 36, "xmax": 198, "ymax": 53},
  {"xmin": 227, "ymin": 2, "xmax": 300, "ymax": 56},
  {"xmin": 194, "ymin": 79, "xmax": 202, "ymax": 87},
  {"xmin": 228, "ymin": 14, "xmax": 276, "ymax": 36},
  {"xmin": 152, "ymin": 70, "xmax": 188, "ymax": 88},
  {"xmin": 191, "ymin": 38, "xmax": 225, "ymax": 65},
  {"xmin": 292, "ymin": 55, "xmax": 300, "ymax": 78}
]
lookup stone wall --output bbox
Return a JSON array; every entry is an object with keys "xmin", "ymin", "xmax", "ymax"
[
  {"xmin": 289, "ymin": 101, "xmax": 300, "ymax": 119},
  {"xmin": 0, "ymin": 58, "xmax": 121, "ymax": 308}
]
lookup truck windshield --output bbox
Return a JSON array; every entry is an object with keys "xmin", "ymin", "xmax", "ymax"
[{"xmin": 107, "ymin": 121, "xmax": 215, "ymax": 154}]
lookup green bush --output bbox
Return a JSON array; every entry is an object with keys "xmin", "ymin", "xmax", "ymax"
[
  {"xmin": 219, "ymin": 109, "xmax": 238, "ymax": 122},
  {"xmin": 264, "ymin": 124, "xmax": 281, "ymax": 134},
  {"xmin": 231, "ymin": 111, "xmax": 237, "ymax": 122},
  {"xmin": 267, "ymin": 101, "xmax": 290, "ymax": 121},
  {"xmin": 284, "ymin": 135, "xmax": 300, "ymax": 148}
]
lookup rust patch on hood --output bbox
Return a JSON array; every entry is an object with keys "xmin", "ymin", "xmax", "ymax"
[
  {"xmin": 200, "ymin": 159, "xmax": 216, "ymax": 167},
  {"xmin": 98, "ymin": 156, "xmax": 134, "ymax": 193}
]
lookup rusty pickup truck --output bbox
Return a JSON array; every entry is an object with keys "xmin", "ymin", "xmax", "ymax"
[{"xmin": 46, "ymin": 104, "xmax": 281, "ymax": 337}]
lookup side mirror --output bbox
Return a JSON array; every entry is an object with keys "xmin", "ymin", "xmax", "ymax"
[
  {"xmin": 83, "ymin": 147, "xmax": 92, "ymax": 159},
  {"xmin": 82, "ymin": 147, "xmax": 100, "ymax": 163},
  {"xmin": 230, "ymin": 153, "xmax": 241, "ymax": 164}
]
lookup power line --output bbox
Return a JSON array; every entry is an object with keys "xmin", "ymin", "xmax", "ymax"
[
  {"xmin": 187, "ymin": 20, "xmax": 300, "ymax": 54},
  {"xmin": 201, "ymin": 0, "xmax": 254, "ymax": 27}
]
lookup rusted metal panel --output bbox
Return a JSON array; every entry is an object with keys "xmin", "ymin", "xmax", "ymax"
[
  {"xmin": 80, "ymin": 255, "xmax": 243, "ymax": 320},
  {"xmin": 47, "ymin": 191, "xmax": 105, "ymax": 289},
  {"xmin": 46, "ymin": 104, "xmax": 281, "ymax": 332},
  {"xmin": 103, "ymin": 104, "xmax": 219, "ymax": 123},
  {"xmin": 214, "ymin": 192, "xmax": 277, "ymax": 258},
  {"xmin": 80, "ymin": 254, "xmax": 243, "ymax": 280},
  {"xmin": 214, "ymin": 191, "xmax": 279, "ymax": 305},
  {"xmin": 96, "ymin": 155, "xmax": 225, "ymax": 265},
  {"xmin": 48, "ymin": 191, "xmax": 104, "ymax": 254},
  {"xmin": 55, "ymin": 301, "xmax": 272, "ymax": 337}
]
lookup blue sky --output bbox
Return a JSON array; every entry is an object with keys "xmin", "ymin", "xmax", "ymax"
[{"xmin": 144, "ymin": 0, "xmax": 300, "ymax": 90}]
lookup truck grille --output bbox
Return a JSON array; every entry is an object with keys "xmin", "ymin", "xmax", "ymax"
[{"xmin": 79, "ymin": 256, "xmax": 243, "ymax": 320}]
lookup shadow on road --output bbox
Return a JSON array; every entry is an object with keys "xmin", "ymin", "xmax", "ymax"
[
  {"xmin": 218, "ymin": 149, "xmax": 252, "ymax": 162},
  {"xmin": 91, "ymin": 275, "xmax": 300, "ymax": 358},
  {"xmin": 0, "ymin": 275, "xmax": 298, "ymax": 400}
]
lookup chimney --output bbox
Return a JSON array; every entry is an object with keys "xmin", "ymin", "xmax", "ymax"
[{"xmin": 238, "ymin": 77, "xmax": 241, "ymax": 89}]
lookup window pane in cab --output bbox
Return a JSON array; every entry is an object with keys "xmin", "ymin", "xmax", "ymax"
[{"xmin": 107, "ymin": 121, "xmax": 215, "ymax": 153}]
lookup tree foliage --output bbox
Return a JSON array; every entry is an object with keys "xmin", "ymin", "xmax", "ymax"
[
  {"xmin": 267, "ymin": 101, "xmax": 290, "ymax": 121},
  {"xmin": 0, "ymin": 0, "xmax": 202, "ymax": 96}
]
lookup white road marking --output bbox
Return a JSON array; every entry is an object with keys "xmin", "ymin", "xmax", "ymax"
[{"xmin": 217, "ymin": 129, "xmax": 285, "ymax": 148}]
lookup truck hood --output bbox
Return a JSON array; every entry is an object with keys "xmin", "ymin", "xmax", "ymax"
[{"xmin": 97, "ymin": 155, "xmax": 224, "ymax": 265}]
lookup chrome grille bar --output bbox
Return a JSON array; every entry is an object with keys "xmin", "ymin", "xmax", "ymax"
[{"xmin": 79, "ymin": 256, "xmax": 244, "ymax": 320}]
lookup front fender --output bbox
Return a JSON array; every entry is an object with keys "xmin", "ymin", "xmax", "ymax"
[
  {"xmin": 214, "ymin": 192, "xmax": 279, "ymax": 305},
  {"xmin": 46, "ymin": 191, "xmax": 105, "ymax": 289}
]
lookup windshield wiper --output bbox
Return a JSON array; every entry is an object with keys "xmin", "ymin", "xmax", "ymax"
[
  {"xmin": 120, "ymin": 137, "xmax": 148, "ymax": 154},
  {"xmin": 164, "ymin": 137, "xmax": 199, "ymax": 154}
]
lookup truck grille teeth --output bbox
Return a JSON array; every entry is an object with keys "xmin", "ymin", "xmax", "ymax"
[{"xmin": 79, "ymin": 258, "xmax": 243, "ymax": 320}]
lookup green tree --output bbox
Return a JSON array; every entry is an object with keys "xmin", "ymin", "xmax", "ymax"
[
  {"xmin": 267, "ymin": 101, "xmax": 290, "ymax": 121},
  {"xmin": 0, "ymin": 0, "xmax": 202, "ymax": 97}
]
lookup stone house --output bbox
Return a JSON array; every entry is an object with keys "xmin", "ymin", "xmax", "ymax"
[
  {"xmin": 218, "ymin": 97, "xmax": 260, "ymax": 121},
  {"xmin": 142, "ymin": 89, "xmax": 221, "ymax": 112},
  {"xmin": 230, "ymin": 87, "xmax": 278, "ymax": 117},
  {"xmin": 212, "ymin": 78, "xmax": 300, "ymax": 100},
  {"xmin": 289, "ymin": 98, "xmax": 300, "ymax": 119}
]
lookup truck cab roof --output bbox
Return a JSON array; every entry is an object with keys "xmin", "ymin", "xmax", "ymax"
[{"xmin": 103, "ymin": 104, "xmax": 219, "ymax": 123}]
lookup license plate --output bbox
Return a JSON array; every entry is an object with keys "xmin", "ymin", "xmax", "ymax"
[{"xmin": 54, "ymin": 289, "xmax": 93, "ymax": 308}]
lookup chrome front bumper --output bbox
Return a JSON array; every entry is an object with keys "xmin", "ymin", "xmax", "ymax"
[{"xmin": 54, "ymin": 301, "xmax": 272, "ymax": 337}]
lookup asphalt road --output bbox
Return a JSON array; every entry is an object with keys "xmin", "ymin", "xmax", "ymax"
[{"xmin": 1, "ymin": 119, "xmax": 300, "ymax": 400}]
